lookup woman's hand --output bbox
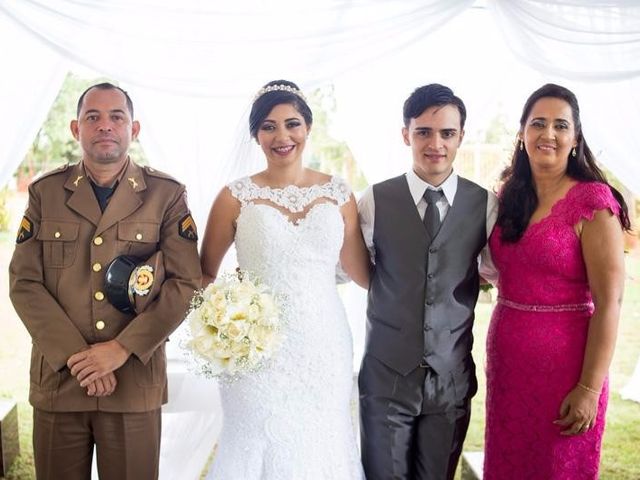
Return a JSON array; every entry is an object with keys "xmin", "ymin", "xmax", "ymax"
[{"xmin": 554, "ymin": 385, "xmax": 599, "ymax": 435}]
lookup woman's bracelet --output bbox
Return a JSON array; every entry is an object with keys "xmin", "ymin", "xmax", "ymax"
[{"xmin": 577, "ymin": 382, "xmax": 601, "ymax": 395}]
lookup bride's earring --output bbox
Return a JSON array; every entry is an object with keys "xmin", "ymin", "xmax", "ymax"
[{"xmin": 519, "ymin": 140, "xmax": 524, "ymax": 151}]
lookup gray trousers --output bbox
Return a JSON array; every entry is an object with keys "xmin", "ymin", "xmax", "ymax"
[{"xmin": 359, "ymin": 355, "xmax": 476, "ymax": 480}]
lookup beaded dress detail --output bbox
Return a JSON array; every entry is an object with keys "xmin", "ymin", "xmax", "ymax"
[
  {"xmin": 207, "ymin": 176, "xmax": 363, "ymax": 479},
  {"xmin": 484, "ymin": 182, "xmax": 620, "ymax": 480}
]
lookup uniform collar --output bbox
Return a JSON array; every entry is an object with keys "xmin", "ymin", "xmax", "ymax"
[{"xmin": 63, "ymin": 160, "xmax": 147, "ymax": 230}]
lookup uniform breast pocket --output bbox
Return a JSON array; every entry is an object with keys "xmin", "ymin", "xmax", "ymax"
[
  {"xmin": 37, "ymin": 220, "xmax": 80, "ymax": 268},
  {"xmin": 118, "ymin": 221, "xmax": 160, "ymax": 258}
]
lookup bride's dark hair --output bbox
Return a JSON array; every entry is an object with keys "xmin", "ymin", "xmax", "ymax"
[
  {"xmin": 249, "ymin": 80, "xmax": 313, "ymax": 140},
  {"xmin": 498, "ymin": 83, "xmax": 630, "ymax": 242}
]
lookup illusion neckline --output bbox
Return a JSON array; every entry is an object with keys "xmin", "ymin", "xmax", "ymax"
[{"xmin": 246, "ymin": 175, "xmax": 337, "ymax": 192}]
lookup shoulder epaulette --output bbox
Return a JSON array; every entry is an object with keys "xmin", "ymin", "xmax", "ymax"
[
  {"xmin": 31, "ymin": 163, "xmax": 71, "ymax": 185},
  {"xmin": 143, "ymin": 166, "xmax": 181, "ymax": 185}
]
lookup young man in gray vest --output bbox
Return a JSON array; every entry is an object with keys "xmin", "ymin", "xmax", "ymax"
[{"xmin": 358, "ymin": 83, "xmax": 497, "ymax": 480}]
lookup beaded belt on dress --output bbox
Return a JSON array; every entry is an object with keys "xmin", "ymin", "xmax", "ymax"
[{"xmin": 497, "ymin": 296, "xmax": 593, "ymax": 313}]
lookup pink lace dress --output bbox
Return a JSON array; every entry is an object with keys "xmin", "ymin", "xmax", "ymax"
[{"xmin": 484, "ymin": 182, "xmax": 620, "ymax": 479}]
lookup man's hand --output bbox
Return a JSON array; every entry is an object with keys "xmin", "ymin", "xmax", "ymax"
[
  {"xmin": 68, "ymin": 340, "xmax": 131, "ymax": 387},
  {"xmin": 85, "ymin": 372, "xmax": 118, "ymax": 397}
]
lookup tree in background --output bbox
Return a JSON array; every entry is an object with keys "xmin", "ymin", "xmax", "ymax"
[{"xmin": 306, "ymin": 85, "xmax": 368, "ymax": 191}]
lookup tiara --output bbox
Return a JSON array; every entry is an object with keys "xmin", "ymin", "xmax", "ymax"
[{"xmin": 253, "ymin": 84, "xmax": 306, "ymax": 103}]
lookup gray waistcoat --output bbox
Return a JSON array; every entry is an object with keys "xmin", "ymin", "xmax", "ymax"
[{"xmin": 366, "ymin": 174, "xmax": 488, "ymax": 375}]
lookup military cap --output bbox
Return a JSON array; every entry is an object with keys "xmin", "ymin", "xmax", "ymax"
[{"xmin": 104, "ymin": 251, "xmax": 165, "ymax": 314}]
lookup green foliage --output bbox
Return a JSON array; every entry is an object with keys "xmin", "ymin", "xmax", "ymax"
[
  {"xmin": 15, "ymin": 73, "xmax": 148, "ymax": 184},
  {"xmin": 305, "ymin": 85, "xmax": 368, "ymax": 191},
  {"xmin": 4, "ymin": 403, "xmax": 34, "ymax": 480},
  {"xmin": 0, "ymin": 187, "xmax": 12, "ymax": 232},
  {"xmin": 483, "ymin": 106, "xmax": 517, "ymax": 146}
]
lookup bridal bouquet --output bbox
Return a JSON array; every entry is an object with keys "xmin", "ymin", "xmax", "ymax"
[{"xmin": 183, "ymin": 269, "xmax": 283, "ymax": 379}]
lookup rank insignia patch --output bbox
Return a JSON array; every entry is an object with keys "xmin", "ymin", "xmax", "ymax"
[
  {"xmin": 16, "ymin": 216, "xmax": 34, "ymax": 244},
  {"xmin": 178, "ymin": 214, "xmax": 198, "ymax": 241}
]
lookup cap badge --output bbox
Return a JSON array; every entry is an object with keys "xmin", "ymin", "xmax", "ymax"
[{"xmin": 130, "ymin": 265, "xmax": 154, "ymax": 297}]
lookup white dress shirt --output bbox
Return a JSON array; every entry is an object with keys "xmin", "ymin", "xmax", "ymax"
[{"xmin": 358, "ymin": 170, "xmax": 498, "ymax": 283}]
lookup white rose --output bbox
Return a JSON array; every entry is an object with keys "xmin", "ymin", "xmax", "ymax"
[
  {"xmin": 222, "ymin": 318, "xmax": 250, "ymax": 343},
  {"xmin": 230, "ymin": 339, "xmax": 251, "ymax": 358}
]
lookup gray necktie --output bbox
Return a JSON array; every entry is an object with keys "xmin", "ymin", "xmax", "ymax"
[{"xmin": 423, "ymin": 189, "xmax": 444, "ymax": 238}]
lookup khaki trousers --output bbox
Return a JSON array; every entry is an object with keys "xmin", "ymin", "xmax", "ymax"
[{"xmin": 33, "ymin": 408, "xmax": 161, "ymax": 480}]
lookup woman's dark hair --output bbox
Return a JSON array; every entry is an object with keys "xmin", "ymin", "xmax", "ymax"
[
  {"xmin": 249, "ymin": 80, "xmax": 312, "ymax": 140},
  {"xmin": 498, "ymin": 83, "xmax": 631, "ymax": 242}
]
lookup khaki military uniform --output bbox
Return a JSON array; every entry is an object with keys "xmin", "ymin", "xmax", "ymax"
[{"xmin": 9, "ymin": 160, "xmax": 202, "ymax": 479}]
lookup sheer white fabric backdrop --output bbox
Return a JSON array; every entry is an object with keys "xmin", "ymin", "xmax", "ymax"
[
  {"xmin": 0, "ymin": 12, "xmax": 68, "ymax": 188},
  {"xmin": 1, "ymin": 1, "xmax": 640, "ymax": 477}
]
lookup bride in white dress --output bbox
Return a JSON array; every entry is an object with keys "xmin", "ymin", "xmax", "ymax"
[{"xmin": 200, "ymin": 80, "xmax": 370, "ymax": 479}]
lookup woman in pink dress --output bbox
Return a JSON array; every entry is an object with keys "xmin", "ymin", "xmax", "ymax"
[{"xmin": 484, "ymin": 84, "xmax": 631, "ymax": 479}]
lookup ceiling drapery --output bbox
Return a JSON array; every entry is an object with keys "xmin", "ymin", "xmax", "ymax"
[{"xmin": 1, "ymin": 0, "xmax": 639, "ymax": 229}]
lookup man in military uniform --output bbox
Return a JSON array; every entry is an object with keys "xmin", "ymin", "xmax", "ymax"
[{"xmin": 9, "ymin": 82, "xmax": 202, "ymax": 479}]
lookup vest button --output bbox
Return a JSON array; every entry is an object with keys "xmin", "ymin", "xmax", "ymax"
[
  {"xmin": 427, "ymin": 273, "xmax": 434, "ymax": 279},
  {"xmin": 426, "ymin": 301, "xmax": 433, "ymax": 306},
  {"xmin": 429, "ymin": 247, "xmax": 437, "ymax": 253}
]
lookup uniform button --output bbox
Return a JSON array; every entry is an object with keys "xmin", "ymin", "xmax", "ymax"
[
  {"xmin": 429, "ymin": 247, "xmax": 438, "ymax": 253},
  {"xmin": 54, "ymin": 231, "xmax": 61, "ymax": 239},
  {"xmin": 95, "ymin": 320, "xmax": 105, "ymax": 330},
  {"xmin": 93, "ymin": 236, "xmax": 103, "ymax": 246},
  {"xmin": 92, "ymin": 263, "xmax": 102, "ymax": 272},
  {"xmin": 135, "ymin": 233, "xmax": 143, "ymax": 240},
  {"xmin": 427, "ymin": 273, "xmax": 434, "ymax": 279},
  {"xmin": 94, "ymin": 291, "xmax": 105, "ymax": 301}
]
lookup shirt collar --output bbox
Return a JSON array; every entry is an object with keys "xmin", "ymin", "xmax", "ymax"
[
  {"xmin": 82, "ymin": 157, "xmax": 130, "ymax": 188},
  {"xmin": 406, "ymin": 169, "xmax": 458, "ymax": 206}
]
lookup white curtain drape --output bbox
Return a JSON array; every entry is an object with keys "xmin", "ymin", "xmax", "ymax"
[
  {"xmin": 491, "ymin": 0, "xmax": 640, "ymax": 81},
  {"xmin": 490, "ymin": 0, "xmax": 640, "ymax": 194},
  {"xmin": 0, "ymin": 0, "xmax": 474, "ymax": 96},
  {"xmin": 0, "ymin": 11, "xmax": 68, "ymax": 187},
  {"xmin": 1, "ymin": 0, "xmax": 639, "ymax": 197}
]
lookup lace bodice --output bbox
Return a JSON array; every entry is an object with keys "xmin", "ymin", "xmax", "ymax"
[{"xmin": 228, "ymin": 176, "xmax": 351, "ymax": 290}]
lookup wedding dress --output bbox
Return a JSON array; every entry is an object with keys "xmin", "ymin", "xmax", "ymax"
[{"xmin": 206, "ymin": 176, "xmax": 363, "ymax": 480}]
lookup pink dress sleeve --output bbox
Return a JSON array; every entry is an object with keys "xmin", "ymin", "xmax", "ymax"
[{"xmin": 566, "ymin": 182, "xmax": 621, "ymax": 226}]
